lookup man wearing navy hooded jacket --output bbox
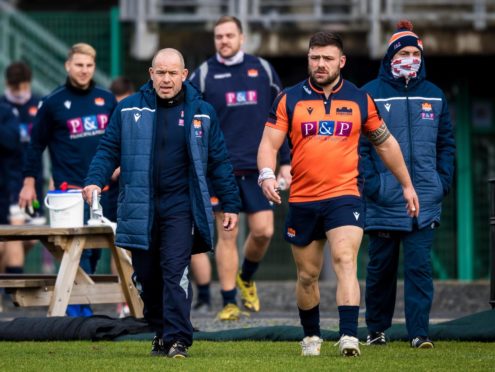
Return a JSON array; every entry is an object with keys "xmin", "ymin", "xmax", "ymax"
[
  {"xmin": 359, "ymin": 20, "xmax": 455, "ymax": 348},
  {"xmin": 84, "ymin": 48, "xmax": 240, "ymax": 358}
]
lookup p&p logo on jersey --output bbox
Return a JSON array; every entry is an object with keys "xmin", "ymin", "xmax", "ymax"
[
  {"xmin": 300, "ymin": 121, "xmax": 353, "ymax": 138},
  {"xmin": 66, "ymin": 114, "xmax": 109, "ymax": 139}
]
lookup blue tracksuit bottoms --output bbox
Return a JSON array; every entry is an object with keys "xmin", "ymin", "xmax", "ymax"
[
  {"xmin": 131, "ymin": 210, "xmax": 194, "ymax": 346},
  {"xmin": 365, "ymin": 224, "xmax": 435, "ymax": 339}
]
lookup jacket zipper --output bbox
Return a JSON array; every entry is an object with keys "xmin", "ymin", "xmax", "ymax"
[
  {"xmin": 405, "ymin": 82, "xmax": 414, "ymax": 181},
  {"xmin": 405, "ymin": 81, "xmax": 415, "ymax": 227},
  {"xmin": 148, "ymin": 94, "xmax": 157, "ymax": 243}
]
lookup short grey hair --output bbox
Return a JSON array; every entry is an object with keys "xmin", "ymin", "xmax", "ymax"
[{"xmin": 151, "ymin": 48, "xmax": 185, "ymax": 69}]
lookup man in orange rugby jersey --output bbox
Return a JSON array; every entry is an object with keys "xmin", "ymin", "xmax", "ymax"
[{"xmin": 258, "ymin": 31, "xmax": 419, "ymax": 357}]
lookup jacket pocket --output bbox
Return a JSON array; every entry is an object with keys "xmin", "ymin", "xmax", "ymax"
[
  {"xmin": 434, "ymin": 172, "xmax": 444, "ymax": 203},
  {"xmin": 378, "ymin": 172, "xmax": 403, "ymax": 206},
  {"xmin": 363, "ymin": 173, "xmax": 381, "ymax": 201}
]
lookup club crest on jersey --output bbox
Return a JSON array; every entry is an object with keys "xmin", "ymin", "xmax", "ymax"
[
  {"xmin": 193, "ymin": 118, "xmax": 203, "ymax": 137},
  {"xmin": 94, "ymin": 97, "xmax": 105, "ymax": 106},
  {"xmin": 247, "ymin": 68, "xmax": 259, "ymax": 77},
  {"xmin": 287, "ymin": 227, "xmax": 296, "ymax": 238},
  {"xmin": 421, "ymin": 102, "xmax": 434, "ymax": 120},
  {"xmin": 28, "ymin": 106, "xmax": 38, "ymax": 117},
  {"xmin": 64, "ymin": 100, "xmax": 71, "ymax": 110},
  {"xmin": 336, "ymin": 107, "xmax": 352, "ymax": 115},
  {"xmin": 210, "ymin": 196, "xmax": 219, "ymax": 206}
]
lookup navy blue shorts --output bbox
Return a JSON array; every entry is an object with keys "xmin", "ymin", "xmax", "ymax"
[
  {"xmin": 284, "ymin": 195, "xmax": 363, "ymax": 246},
  {"xmin": 210, "ymin": 173, "xmax": 272, "ymax": 214}
]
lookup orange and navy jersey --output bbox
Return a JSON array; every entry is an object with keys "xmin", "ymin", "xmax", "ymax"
[{"xmin": 266, "ymin": 77, "xmax": 383, "ymax": 203}]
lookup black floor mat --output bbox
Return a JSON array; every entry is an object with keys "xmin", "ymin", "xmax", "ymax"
[
  {"xmin": 0, "ymin": 315, "xmax": 149, "ymax": 341},
  {"xmin": 1, "ymin": 310, "xmax": 494, "ymax": 342}
]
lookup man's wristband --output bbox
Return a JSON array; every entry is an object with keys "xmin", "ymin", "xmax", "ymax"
[{"xmin": 258, "ymin": 168, "xmax": 276, "ymax": 187}]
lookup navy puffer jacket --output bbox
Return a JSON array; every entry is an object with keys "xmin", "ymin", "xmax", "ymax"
[
  {"xmin": 86, "ymin": 81, "xmax": 240, "ymax": 252},
  {"xmin": 0, "ymin": 104, "xmax": 20, "ymax": 192},
  {"xmin": 359, "ymin": 52, "xmax": 455, "ymax": 231}
]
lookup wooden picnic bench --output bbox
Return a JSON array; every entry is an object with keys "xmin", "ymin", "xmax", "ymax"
[{"xmin": 0, "ymin": 225, "xmax": 143, "ymax": 317}]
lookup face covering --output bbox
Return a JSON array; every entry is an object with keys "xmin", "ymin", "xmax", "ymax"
[
  {"xmin": 391, "ymin": 57, "xmax": 421, "ymax": 81},
  {"xmin": 5, "ymin": 87, "xmax": 32, "ymax": 105}
]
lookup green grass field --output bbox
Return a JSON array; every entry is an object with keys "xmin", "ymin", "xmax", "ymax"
[{"xmin": 0, "ymin": 340, "xmax": 493, "ymax": 371}]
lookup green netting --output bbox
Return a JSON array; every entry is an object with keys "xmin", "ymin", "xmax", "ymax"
[
  {"xmin": 26, "ymin": 11, "xmax": 112, "ymax": 76},
  {"xmin": 472, "ymin": 135, "xmax": 495, "ymax": 279},
  {"xmin": 14, "ymin": 11, "xmax": 491, "ymax": 281}
]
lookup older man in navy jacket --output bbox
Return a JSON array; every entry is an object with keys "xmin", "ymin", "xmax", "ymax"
[
  {"xmin": 84, "ymin": 48, "xmax": 240, "ymax": 358},
  {"xmin": 360, "ymin": 21, "xmax": 455, "ymax": 349}
]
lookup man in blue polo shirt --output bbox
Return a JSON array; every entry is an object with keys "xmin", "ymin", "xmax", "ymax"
[
  {"xmin": 189, "ymin": 15, "xmax": 291, "ymax": 320},
  {"xmin": 19, "ymin": 43, "xmax": 117, "ymax": 317}
]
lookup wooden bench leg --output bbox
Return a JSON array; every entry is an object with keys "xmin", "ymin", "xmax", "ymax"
[
  {"xmin": 47, "ymin": 237, "xmax": 86, "ymax": 317},
  {"xmin": 111, "ymin": 245, "xmax": 143, "ymax": 318}
]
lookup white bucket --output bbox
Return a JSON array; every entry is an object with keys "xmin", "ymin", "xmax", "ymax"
[{"xmin": 44, "ymin": 190, "xmax": 84, "ymax": 228}]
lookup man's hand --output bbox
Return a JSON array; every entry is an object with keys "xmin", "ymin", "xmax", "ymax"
[
  {"xmin": 82, "ymin": 185, "xmax": 102, "ymax": 205},
  {"xmin": 222, "ymin": 212, "xmax": 238, "ymax": 231},
  {"xmin": 403, "ymin": 185, "xmax": 420, "ymax": 217},
  {"xmin": 18, "ymin": 177, "xmax": 37, "ymax": 210},
  {"xmin": 261, "ymin": 178, "xmax": 281, "ymax": 205},
  {"xmin": 276, "ymin": 164, "xmax": 292, "ymax": 190}
]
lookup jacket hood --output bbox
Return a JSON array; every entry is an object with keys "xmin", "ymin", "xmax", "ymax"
[
  {"xmin": 138, "ymin": 80, "xmax": 201, "ymax": 108},
  {"xmin": 378, "ymin": 49, "xmax": 427, "ymax": 90}
]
